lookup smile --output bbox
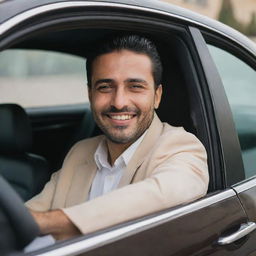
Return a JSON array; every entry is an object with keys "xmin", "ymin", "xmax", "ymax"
[{"xmin": 109, "ymin": 115, "xmax": 134, "ymax": 120}]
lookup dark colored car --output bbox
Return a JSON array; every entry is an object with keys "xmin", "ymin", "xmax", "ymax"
[{"xmin": 0, "ymin": 0, "xmax": 256, "ymax": 255}]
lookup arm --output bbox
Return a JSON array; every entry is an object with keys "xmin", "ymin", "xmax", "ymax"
[
  {"xmin": 29, "ymin": 157, "xmax": 206, "ymax": 240},
  {"xmin": 64, "ymin": 158, "xmax": 208, "ymax": 234},
  {"xmin": 29, "ymin": 209, "xmax": 81, "ymax": 240}
]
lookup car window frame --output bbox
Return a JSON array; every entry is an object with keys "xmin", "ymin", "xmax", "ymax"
[
  {"xmin": 206, "ymin": 43, "xmax": 256, "ymax": 179},
  {"xmin": 190, "ymin": 26, "xmax": 247, "ymax": 187},
  {"xmin": 205, "ymin": 33, "xmax": 256, "ymax": 167},
  {"xmin": 201, "ymin": 29, "xmax": 256, "ymax": 186}
]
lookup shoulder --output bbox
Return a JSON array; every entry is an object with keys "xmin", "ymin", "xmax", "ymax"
[
  {"xmin": 162, "ymin": 122, "xmax": 200, "ymax": 141},
  {"xmin": 142, "ymin": 122, "xmax": 208, "ymax": 176},
  {"xmin": 156, "ymin": 122, "xmax": 206, "ymax": 156}
]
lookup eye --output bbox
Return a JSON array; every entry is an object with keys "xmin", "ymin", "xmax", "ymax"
[
  {"xmin": 97, "ymin": 84, "xmax": 112, "ymax": 92},
  {"xmin": 130, "ymin": 84, "xmax": 144, "ymax": 90}
]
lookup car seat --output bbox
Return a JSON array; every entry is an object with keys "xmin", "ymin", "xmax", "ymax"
[{"xmin": 0, "ymin": 104, "xmax": 49, "ymax": 201}]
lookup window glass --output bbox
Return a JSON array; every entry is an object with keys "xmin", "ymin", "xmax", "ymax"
[
  {"xmin": 0, "ymin": 49, "xmax": 88, "ymax": 107},
  {"xmin": 207, "ymin": 44, "xmax": 256, "ymax": 178}
]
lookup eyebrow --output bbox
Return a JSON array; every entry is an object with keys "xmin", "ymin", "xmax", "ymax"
[
  {"xmin": 125, "ymin": 78, "xmax": 148, "ymax": 85},
  {"xmin": 94, "ymin": 79, "xmax": 114, "ymax": 87}
]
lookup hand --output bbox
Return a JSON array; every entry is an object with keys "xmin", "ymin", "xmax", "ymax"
[{"xmin": 29, "ymin": 209, "xmax": 81, "ymax": 240}]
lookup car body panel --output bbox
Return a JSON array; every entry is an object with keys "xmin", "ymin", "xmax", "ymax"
[{"xmin": 25, "ymin": 190, "xmax": 248, "ymax": 256}]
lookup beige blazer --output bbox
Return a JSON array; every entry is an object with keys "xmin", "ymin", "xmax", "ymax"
[{"xmin": 26, "ymin": 114, "xmax": 209, "ymax": 234}]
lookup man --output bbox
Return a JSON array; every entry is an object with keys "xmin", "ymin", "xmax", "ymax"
[{"xmin": 26, "ymin": 35, "xmax": 209, "ymax": 240}]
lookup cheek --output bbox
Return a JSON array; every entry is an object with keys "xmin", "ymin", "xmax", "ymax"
[
  {"xmin": 132, "ymin": 94, "xmax": 155, "ymax": 110},
  {"xmin": 90, "ymin": 94, "xmax": 109, "ymax": 111}
]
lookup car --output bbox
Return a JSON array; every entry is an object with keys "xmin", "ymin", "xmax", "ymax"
[{"xmin": 0, "ymin": 0, "xmax": 256, "ymax": 255}]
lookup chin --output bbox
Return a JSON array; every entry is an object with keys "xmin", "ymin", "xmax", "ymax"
[
  {"xmin": 107, "ymin": 135, "xmax": 133, "ymax": 144},
  {"xmin": 107, "ymin": 129, "xmax": 143, "ymax": 144}
]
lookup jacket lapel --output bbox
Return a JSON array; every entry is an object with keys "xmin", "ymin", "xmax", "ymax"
[
  {"xmin": 65, "ymin": 160, "xmax": 97, "ymax": 207},
  {"xmin": 118, "ymin": 113, "xmax": 163, "ymax": 187},
  {"xmin": 64, "ymin": 137, "xmax": 104, "ymax": 207}
]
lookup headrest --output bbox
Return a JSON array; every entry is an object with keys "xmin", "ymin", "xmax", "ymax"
[{"xmin": 0, "ymin": 104, "xmax": 32, "ymax": 153}]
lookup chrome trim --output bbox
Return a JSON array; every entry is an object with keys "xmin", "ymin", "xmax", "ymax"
[
  {"xmin": 217, "ymin": 222, "xmax": 256, "ymax": 245},
  {"xmin": 0, "ymin": 1, "xmax": 255, "ymax": 56},
  {"xmin": 35, "ymin": 189, "xmax": 235, "ymax": 256},
  {"xmin": 233, "ymin": 176, "xmax": 256, "ymax": 193}
]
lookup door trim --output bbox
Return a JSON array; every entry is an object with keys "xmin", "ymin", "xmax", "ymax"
[{"xmin": 34, "ymin": 190, "xmax": 236, "ymax": 256}]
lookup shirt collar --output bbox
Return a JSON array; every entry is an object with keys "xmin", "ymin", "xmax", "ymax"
[
  {"xmin": 94, "ymin": 139, "xmax": 109, "ymax": 169},
  {"xmin": 94, "ymin": 130, "xmax": 147, "ymax": 170}
]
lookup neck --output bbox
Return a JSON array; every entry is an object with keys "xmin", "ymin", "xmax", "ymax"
[{"xmin": 106, "ymin": 140, "xmax": 132, "ymax": 166}]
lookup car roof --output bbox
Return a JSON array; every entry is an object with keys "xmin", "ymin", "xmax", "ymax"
[{"xmin": 0, "ymin": 0, "xmax": 255, "ymax": 55}]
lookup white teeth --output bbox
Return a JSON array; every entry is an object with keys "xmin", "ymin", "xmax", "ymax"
[{"xmin": 111, "ymin": 115, "xmax": 133, "ymax": 120}]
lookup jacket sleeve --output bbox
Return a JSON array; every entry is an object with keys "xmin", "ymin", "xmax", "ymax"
[
  {"xmin": 63, "ymin": 131, "xmax": 209, "ymax": 234},
  {"xmin": 25, "ymin": 171, "xmax": 59, "ymax": 211}
]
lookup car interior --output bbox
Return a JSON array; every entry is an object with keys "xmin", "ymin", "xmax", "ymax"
[
  {"xmin": 0, "ymin": 25, "xmax": 212, "ymax": 203},
  {"xmin": 0, "ymin": 103, "xmax": 49, "ymax": 201}
]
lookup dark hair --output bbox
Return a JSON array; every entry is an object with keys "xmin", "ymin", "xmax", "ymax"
[{"xmin": 86, "ymin": 34, "xmax": 162, "ymax": 88}]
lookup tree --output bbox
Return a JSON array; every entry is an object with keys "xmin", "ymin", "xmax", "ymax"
[
  {"xmin": 218, "ymin": 0, "xmax": 245, "ymax": 33},
  {"xmin": 246, "ymin": 12, "xmax": 256, "ymax": 36}
]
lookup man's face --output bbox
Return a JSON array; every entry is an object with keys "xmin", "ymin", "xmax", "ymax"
[{"xmin": 89, "ymin": 49, "xmax": 162, "ymax": 145}]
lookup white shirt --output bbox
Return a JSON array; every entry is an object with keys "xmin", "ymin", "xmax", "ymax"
[{"xmin": 88, "ymin": 132, "xmax": 146, "ymax": 200}]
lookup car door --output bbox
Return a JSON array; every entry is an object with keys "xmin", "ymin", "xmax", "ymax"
[
  {"xmin": 0, "ymin": 1, "xmax": 254, "ymax": 255},
  {"xmin": 201, "ymin": 29, "xmax": 256, "ymax": 255},
  {"xmin": 22, "ymin": 192, "xmax": 246, "ymax": 256},
  {"xmin": 69, "ymin": 24, "xmax": 255, "ymax": 256},
  {"xmin": 68, "ymin": 26, "xmax": 255, "ymax": 256}
]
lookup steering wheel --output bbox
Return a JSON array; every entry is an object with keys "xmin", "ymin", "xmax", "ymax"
[{"xmin": 0, "ymin": 175, "xmax": 39, "ymax": 255}]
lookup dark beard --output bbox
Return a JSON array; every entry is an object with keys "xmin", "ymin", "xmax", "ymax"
[{"xmin": 93, "ymin": 106, "xmax": 154, "ymax": 144}]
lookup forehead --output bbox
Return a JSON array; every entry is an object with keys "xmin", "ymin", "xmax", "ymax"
[{"xmin": 91, "ymin": 50, "xmax": 153, "ymax": 79}]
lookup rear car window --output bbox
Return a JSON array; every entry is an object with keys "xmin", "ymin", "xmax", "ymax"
[{"xmin": 207, "ymin": 44, "xmax": 256, "ymax": 179}]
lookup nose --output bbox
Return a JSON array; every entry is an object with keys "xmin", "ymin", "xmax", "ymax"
[{"xmin": 111, "ymin": 86, "xmax": 128, "ymax": 110}]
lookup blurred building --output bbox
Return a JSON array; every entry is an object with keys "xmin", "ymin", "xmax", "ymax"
[{"xmin": 162, "ymin": 0, "xmax": 256, "ymax": 24}]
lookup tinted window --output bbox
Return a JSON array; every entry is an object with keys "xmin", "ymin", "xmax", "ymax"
[
  {"xmin": 207, "ymin": 44, "xmax": 256, "ymax": 178},
  {"xmin": 0, "ymin": 49, "xmax": 88, "ymax": 107}
]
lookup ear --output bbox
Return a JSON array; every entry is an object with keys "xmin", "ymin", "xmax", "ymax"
[{"xmin": 154, "ymin": 84, "xmax": 162, "ymax": 109}]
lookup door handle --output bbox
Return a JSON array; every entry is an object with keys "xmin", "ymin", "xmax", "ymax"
[{"xmin": 218, "ymin": 222, "xmax": 256, "ymax": 245}]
